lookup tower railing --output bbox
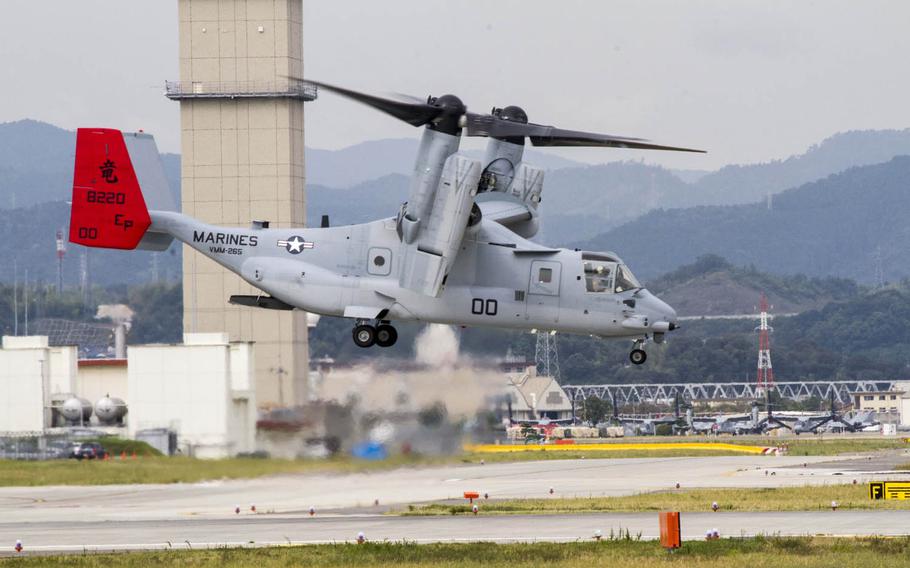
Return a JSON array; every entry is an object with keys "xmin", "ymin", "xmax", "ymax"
[{"xmin": 164, "ymin": 80, "xmax": 317, "ymax": 101}]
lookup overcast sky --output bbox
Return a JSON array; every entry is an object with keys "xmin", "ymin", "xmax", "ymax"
[{"xmin": 1, "ymin": 1, "xmax": 907, "ymax": 169}]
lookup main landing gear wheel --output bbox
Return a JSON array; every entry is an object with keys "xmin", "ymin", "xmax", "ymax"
[
  {"xmin": 629, "ymin": 349, "xmax": 647, "ymax": 365},
  {"xmin": 352, "ymin": 324, "xmax": 376, "ymax": 348},
  {"xmin": 375, "ymin": 324, "xmax": 398, "ymax": 348}
]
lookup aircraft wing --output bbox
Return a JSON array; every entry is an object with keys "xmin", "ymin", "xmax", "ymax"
[
  {"xmin": 474, "ymin": 161, "xmax": 546, "ymax": 238},
  {"xmin": 477, "ymin": 196, "xmax": 533, "ymax": 228}
]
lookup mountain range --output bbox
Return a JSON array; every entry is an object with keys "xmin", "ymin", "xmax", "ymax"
[
  {"xmin": 576, "ymin": 156, "xmax": 910, "ymax": 284},
  {"xmin": 0, "ymin": 120, "xmax": 181, "ymax": 210},
  {"xmin": 305, "ymin": 128, "xmax": 910, "ymax": 244},
  {"xmin": 646, "ymin": 255, "xmax": 860, "ymax": 317},
  {"xmin": 306, "ymin": 138, "xmax": 586, "ymax": 188}
]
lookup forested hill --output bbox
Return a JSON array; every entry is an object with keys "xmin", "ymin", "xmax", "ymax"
[
  {"xmin": 646, "ymin": 255, "xmax": 861, "ymax": 317},
  {"xmin": 306, "ymin": 275, "xmax": 910, "ymax": 385},
  {"xmin": 576, "ymin": 157, "xmax": 910, "ymax": 284},
  {"xmin": 0, "ymin": 201, "xmax": 180, "ymax": 287},
  {"xmin": 550, "ymin": 283, "xmax": 910, "ymax": 385}
]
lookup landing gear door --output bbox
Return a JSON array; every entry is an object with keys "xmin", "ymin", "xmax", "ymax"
[{"xmin": 527, "ymin": 260, "xmax": 561, "ymax": 323}]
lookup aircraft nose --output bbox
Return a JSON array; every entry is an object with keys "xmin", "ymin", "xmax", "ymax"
[{"xmin": 639, "ymin": 290, "xmax": 678, "ymax": 331}]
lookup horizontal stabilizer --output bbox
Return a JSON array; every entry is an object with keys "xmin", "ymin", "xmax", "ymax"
[
  {"xmin": 136, "ymin": 230, "xmax": 174, "ymax": 252},
  {"xmin": 512, "ymin": 247, "xmax": 560, "ymax": 255},
  {"xmin": 229, "ymin": 295, "xmax": 295, "ymax": 310}
]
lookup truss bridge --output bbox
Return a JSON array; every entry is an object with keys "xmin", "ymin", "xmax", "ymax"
[{"xmin": 562, "ymin": 381, "xmax": 897, "ymax": 405}]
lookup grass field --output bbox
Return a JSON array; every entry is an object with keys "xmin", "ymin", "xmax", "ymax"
[
  {"xmin": 0, "ymin": 436, "xmax": 903, "ymax": 487},
  {"xmin": 402, "ymin": 485, "xmax": 910, "ymax": 515},
  {"xmin": 5, "ymin": 538, "xmax": 910, "ymax": 567},
  {"xmin": 0, "ymin": 454, "xmax": 455, "ymax": 487}
]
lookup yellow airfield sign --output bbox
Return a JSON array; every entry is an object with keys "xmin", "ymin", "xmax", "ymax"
[{"xmin": 870, "ymin": 481, "xmax": 910, "ymax": 500}]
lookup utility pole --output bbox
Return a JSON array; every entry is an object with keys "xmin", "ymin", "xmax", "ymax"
[
  {"xmin": 872, "ymin": 246, "xmax": 885, "ymax": 289},
  {"xmin": 13, "ymin": 259, "xmax": 18, "ymax": 336},
  {"xmin": 55, "ymin": 229, "xmax": 66, "ymax": 294},
  {"xmin": 23, "ymin": 269, "xmax": 29, "ymax": 336},
  {"xmin": 80, "ymin": 250, "xmax": 90, "ymax": 312}
]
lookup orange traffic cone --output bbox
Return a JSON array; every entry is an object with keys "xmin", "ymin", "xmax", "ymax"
[
  {"xmin": 131, "ymin": 451, "xmax": 137, "ymax": 460},
  {"xmin": 120, "ymin": 451, "xmax": 126, "ymax": 460}
]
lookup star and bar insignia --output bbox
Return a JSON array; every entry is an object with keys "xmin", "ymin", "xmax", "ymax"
[{"xmin": 277, "ymin": 236, "xmax": 315, "ymax": 254}]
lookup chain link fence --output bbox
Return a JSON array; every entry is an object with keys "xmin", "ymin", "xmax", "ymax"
[{"xmin": 0, "ymin": 430, "xmax": 107, "ymax": 460}]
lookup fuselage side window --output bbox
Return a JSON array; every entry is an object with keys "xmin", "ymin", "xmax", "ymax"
[{"xmin": 584, "ymin": 261, "xmax": 614, "ymax": 293}]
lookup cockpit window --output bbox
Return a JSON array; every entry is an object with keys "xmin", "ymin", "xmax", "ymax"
[
  {"xmin": 614, "ymin": 264, "xmax": 641, "ymax": 293},
  {"xmin": 584, "ymin": 261, "xmax": 614, "ymax": 293}
]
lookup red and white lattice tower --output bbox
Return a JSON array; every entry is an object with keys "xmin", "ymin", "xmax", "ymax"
[{"xmin": 756, "ymin": 293, "xmax": 774, "ymax": 391}]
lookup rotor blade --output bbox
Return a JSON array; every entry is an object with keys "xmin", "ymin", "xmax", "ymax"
[
  {"xmin": 468, "ymin": 117, "xmax": 705, "ymax": 153},
  {"xmin": 530, "ymin": 132, "xmax": 706, "ymax": 153},
  {"xmin": 305, "ymin": 80, "xmax": 443, "ymax": 127},
  {"xmin": 462, "ymin": 112, "xmax": 497, "ymax": 137}
]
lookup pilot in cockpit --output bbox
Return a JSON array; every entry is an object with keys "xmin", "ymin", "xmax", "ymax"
[{"xmin": 585, "ymin": 262, "xmax": 612, "ymax": 293}]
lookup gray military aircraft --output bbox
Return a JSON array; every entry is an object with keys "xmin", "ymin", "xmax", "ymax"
[{"xmin": 68, "ymin": 82, "xmax": 703, "ymax": 364}]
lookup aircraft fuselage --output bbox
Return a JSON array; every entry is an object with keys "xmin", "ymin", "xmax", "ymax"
[{"xmin": 152, "ymin": 211, "xmax": 678, "ymax": 340}]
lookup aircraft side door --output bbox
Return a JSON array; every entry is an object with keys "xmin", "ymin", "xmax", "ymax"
[{"xmin": 527, "ymin": 260, "xmax": 561, "ymax": 324}]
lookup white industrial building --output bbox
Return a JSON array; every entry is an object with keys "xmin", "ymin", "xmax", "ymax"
[
  {"xmin": 127, "ymin": 333, "xmax": 255, "ymax": 458},
  {"xmin": 0, "ymin": 336, "xmax": 78, "ymax": 433},
  {"xmin": 851, "ymin": 383, "xmax": 910, "ymax": 427},
  {"xmin": 0, "ymin": 333, "xmax": 255, "ymax": 459},
  {"xmin": 78, "ymin": 359, "xmax": 128, "ymax": 408}
]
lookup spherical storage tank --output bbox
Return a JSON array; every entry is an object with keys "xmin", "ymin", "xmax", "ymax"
[
  {"xmin": 60, "ymin": 397, "xmax": 93, "ymax": 423},
  {"xmin": 94, "ymin": 396, "xmax": 128, "ymax": 425}
]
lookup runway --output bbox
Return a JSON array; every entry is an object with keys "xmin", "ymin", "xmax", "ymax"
[
  {"xmin": 2, "ymin": 455, "xmax": 908, "ymax": 555},
  {"xmin": 5, "ymin": 511, "xmax": 910, "ymax": 554}
]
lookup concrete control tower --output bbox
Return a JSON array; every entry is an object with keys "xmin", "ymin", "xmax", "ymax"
[{"xmin": 167, "ymin": 0, "xmax": 315, "ymax": 407}]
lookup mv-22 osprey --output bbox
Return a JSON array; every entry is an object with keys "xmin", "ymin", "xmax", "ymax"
[{"xmin": 69, "ymin": 81, "xmax": 703, "ymax": 364}]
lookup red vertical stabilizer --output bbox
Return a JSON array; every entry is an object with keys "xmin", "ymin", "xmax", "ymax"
[{"xmin": 69, "ymin": 128, "xmax": 151, "ymax": 249}]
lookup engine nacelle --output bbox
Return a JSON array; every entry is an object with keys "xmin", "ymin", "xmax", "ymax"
[
  {"xmin": 479, "ymin": 105, "xmax": 528, "ymax": 196},
  {"xmin": 402, "ymin": 128, "xmax": 462, "ymax": 239},
  {"xmin": 479, "ymin": 136, "xmax": 525, "ymax": 194},
  {"xmin": 399, "ymin": 153, "xmax": 481, "ymax": 296},
  {"xmin": 476, "ymin": 106, "xmax": 544, "ymax": 238}
]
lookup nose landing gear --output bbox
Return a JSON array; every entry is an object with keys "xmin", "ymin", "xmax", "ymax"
[{"xmin": 352, "ymin": 320, "xmax": 398, "ymax": 348}]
